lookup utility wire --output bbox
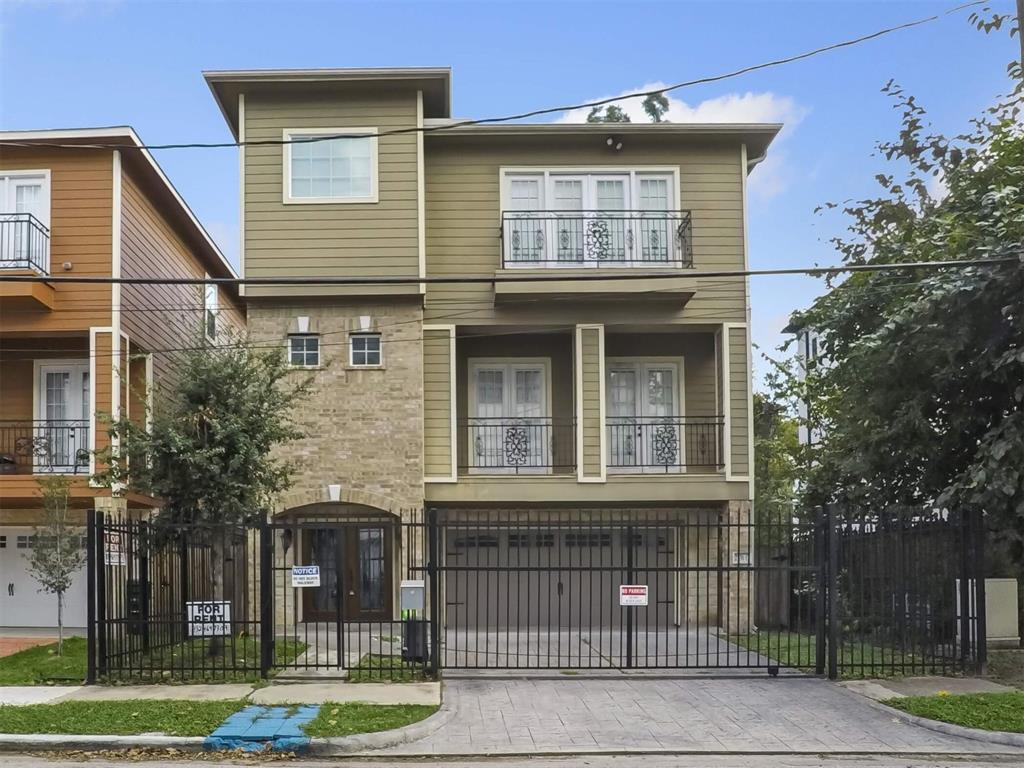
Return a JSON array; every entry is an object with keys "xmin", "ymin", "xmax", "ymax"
[
  {"xmin": 0, "ymin": 0, "xmax": 987, "ymax": 152},
  {"xmin": 0, "ymin": 255, "xmax": 1017, "ymax": 286}
]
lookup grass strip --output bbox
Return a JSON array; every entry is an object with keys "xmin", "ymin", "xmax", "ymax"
[
  {"xmin": 347, "ymin": 654, "xmax": 429, "ymax": 683},
  {"xmin": 0, "ymin": 637, "xmax": 86, "ymax": 685},
  {"xmin": 302, "ymin": 702, "xmax": 437, "ymax": 738},
  {"xmin": 731, "ymin": 631, "xmax": 921, "ymax": 679},
  {"xmin": 0, "ymin": 699, "xmax": 246, "ymax": 736},
  {"xmin": 886, "ymin": 691, "xmax": 1024, "ymax": 733}
]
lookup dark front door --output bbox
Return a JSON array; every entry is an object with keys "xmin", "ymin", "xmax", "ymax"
[{"xmin": 303, "ymin": 526, "xmax": 391, "ymax": 621}]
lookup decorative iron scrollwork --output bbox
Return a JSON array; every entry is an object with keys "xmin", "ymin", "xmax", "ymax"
[
  {"xmin": 503, "ymin": 426, "xmax": 530, "ymax": 467},
  {"xmin": 585, "ymin": 219, "xmax": 611, "ymax": 260},
  {"xmin": 651, "ymin": 424, "xmax": 679, "ymax": 466}
]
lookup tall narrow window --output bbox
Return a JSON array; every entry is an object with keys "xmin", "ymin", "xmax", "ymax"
[
  {"xmin": 349, "ymin": 333, "xmax": 382, "ymax": 367},
  {"xmin": 284, "ymin": 129, "xmax": 378, "ymax": 203},
  {"xmin": 204, "ymin": 277, "xmax": 218, "ymax": 341}
]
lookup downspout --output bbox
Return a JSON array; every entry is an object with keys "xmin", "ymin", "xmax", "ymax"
[{"xmin": 746, "ymin": 151, "xmax": 768, "ymax": 173}]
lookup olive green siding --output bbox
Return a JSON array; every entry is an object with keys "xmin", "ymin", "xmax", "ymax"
[
  {"xmin": 578, "ymin": 326, "xmax": 603, "ymax": 479},
  {"xmin": 728, "ymin": 325, "xmax": 751, "ymax": 476},
  {"xmin": 422, "ymin": 137, "xmax": 746, "ymax": 325},
  {"xmin": 423, "ymin": 327, "xmax": 454, "ymax": 478},
  {"xmin": 243, "ymin": 87, "xmax": 421, "ymax": 295}
]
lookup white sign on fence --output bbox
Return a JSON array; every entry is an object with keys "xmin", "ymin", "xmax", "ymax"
[
  {"xmin": 291, "ymin": 565, "xmax": 321, "ymax": 588},
  {"xmin": 104, "ymin": 531, "xmax": 125, "ymax": 567},
  {"xmin": 619, "ymin": 584, "xmax": 649, "ymax": 607},
  {"xmin": 185, "ymin": 600, "xmax": 231, "ymax": 637}
]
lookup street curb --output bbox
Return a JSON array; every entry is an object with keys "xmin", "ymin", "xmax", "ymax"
[
  {"xmin": 0, "ymin": 734, "xmax": 207, "ymax": 752},
  {"xmin": 307, "ymin": 698, "xmax": 454, "ymax": 756},
  {"xmin": 872, "ymin": 701, "xmax": 1024, "ymax": 749}
]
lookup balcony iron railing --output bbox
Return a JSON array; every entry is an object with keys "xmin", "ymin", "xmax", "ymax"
[
  {"xmin": 501, "ymin": 210, "xmax": 692, "ymax": 269},
  {"xmin": 0, "ymin": 421, "xmax": 90, "ymax": 475},
  {"xmin": 461, "ymin": 417, "xmax": 576, "ymax": 474},
  {"xmin": 0, "ymin": 213, "xmax": 50, "ymax": 273},
  {"xmin": 607, "ymin": 416, "xmax": 724, "ymax": 471}
]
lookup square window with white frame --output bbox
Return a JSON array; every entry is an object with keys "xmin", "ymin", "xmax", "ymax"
[
  {"xmin": 288, "ymin": 335, "xmax": 320, "ymax": 368},
  {"xmin": 284, "ymin": 129, "xmax": 378, "ymax": 203},
  {"xmin": 349, "ymin": 333, "xmax": 382, "ymax": 367}
]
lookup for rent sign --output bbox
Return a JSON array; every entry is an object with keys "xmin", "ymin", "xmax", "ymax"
[
  {"xmin": 619, "ymin": 584, "xmax": 649, "ymax": 607},
  {"xmin": 185, "ymin": 601, "xmax": 231, "ymax": 637}
]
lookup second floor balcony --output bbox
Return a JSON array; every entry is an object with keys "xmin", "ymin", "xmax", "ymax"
[
  {"xmin": 0, "ymin": 420, "xmax": 91, "ymax": 475},
  {"xmin": 501, "ymin": 210, "xmax": 693, "ymax": 270},
  {"xmin": 1, "ymin": 213, "xmax": 50, "ymax": 274}
]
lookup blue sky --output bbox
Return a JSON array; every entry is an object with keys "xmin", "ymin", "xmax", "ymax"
[{"xmin": 1, "ymin": 0, "xmax": 1016, "ymax": 380}]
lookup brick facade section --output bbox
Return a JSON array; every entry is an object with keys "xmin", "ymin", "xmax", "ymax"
[{"xmin": 247, "ymin": 299, "xmax": 425, "ymax": 519}]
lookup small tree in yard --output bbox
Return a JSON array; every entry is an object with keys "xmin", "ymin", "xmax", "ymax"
[
  {"xmin": 95, "ymin": 333, "xmax": 313, "ymax": 656},
  {"xmin": 29, "ymin": 475, "xmax": 85, "ymax": 655}
]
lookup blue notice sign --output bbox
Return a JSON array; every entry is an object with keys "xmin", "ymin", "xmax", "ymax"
[{"xmin": 291, "ymin": 565, "xmax": 321, "ymax": 588}]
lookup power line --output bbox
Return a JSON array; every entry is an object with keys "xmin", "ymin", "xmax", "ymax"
[
  {"xmin": 0, "ymin": 1, "xmax": 987, "ymax": 152},
  {"xmin": 0, "ymin": 256, "xmax": 1017, "ymax": 288}
]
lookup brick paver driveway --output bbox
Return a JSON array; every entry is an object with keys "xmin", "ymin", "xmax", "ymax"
[{"xmin": 376, "ymin": 677, "xmax": 1020, "ymax": 755}]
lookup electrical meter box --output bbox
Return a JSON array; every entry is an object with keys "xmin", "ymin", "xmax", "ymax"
[{"xmin": 400, "ymin": 579, "xmax": 425, "ymax": 613}]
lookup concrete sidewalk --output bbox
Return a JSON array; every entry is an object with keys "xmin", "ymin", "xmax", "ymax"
[{"xmin": 371, "ymin": 677, "xmax": 1022, "ymax": 756}]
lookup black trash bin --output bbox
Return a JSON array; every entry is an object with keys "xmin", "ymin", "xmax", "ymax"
[{"xmin": 402, "ymin": 618, "xmax": 428, "ymax": 663}]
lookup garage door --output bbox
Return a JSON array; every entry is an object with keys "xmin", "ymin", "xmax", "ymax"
[
  {"xmin": 444, "ymin": 526, "xmax": 676, "ymax": 629},
  {"xmin": 0, "ymin": 528, "xmax": 87, "ymax": 629}
]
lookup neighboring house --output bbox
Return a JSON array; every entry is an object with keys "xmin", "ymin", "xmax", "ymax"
[
  {"xmin": 0, "ymin": 127, "xmax": 242, "ymax": 630},
  {"xmin": 206, "ymin": 68, "xmax": 777, "ymax": 633},
  {"xmin": 782, "ymin": 316, "xmax": 823, "ymax": 447}
]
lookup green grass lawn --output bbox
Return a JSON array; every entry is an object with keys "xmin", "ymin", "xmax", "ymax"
[
  {"xmin": 730, "ymin": 631, "xmax": 919, "ymax": 679},
  {"xmin": 0, "ymin": 636, "xmax": 306, "ymax": 685},
  {"xmin": 346, "ymin": 653, "xmax": 429, "ymax": 683},
  {"xmin": 0, "ymin": 699, "xmax": 246, "ymax": 736},
  {"xmin": 302, "ymin": 702, "xmax": 437, "ymax": 737},
  {"xmin": 886, "ymin": 692, "xmax": 1024, "ymax": 733},
  {"xmin": 0, "ymin": 637, "xmax": 87, "ymax": 685}
]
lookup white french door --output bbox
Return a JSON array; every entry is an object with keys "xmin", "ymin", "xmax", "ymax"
[
  {"xmin": 606, "ymin": 362, "xmax": 682, "ymax": 472},
  {"xmin": 469, "ymin": 361, "xmax": 549, "ymax": 473},
  {"xmin": 1, "ymin": 173, "xmax": 50, "ymax": 270},
  {"xmin": 36, "ymin": 362, "xmax": 90, "ymax": 472}
]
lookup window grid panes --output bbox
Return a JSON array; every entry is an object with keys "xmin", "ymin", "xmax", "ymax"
[
  {"xmin": 289, "ymin": 134, "xmax": 374, "ymax": 200},
  {"xmin": 289, "ymin": 335, "xmax": 320, "ymax": 367},
  {"xmin": 350, "ymin": 333, "xmax": 381, "ymax": 367}
]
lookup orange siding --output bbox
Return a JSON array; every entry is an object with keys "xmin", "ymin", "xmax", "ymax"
[{"xmin": 0, "ymin": 147, "xmax": 113, "ymax": 332}]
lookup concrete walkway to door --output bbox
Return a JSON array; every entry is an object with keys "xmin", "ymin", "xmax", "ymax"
[{"xmin": 372, "ymin": 678, "xmax": 1021, "ymax": 755}]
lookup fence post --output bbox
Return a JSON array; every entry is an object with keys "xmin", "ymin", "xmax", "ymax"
[
  {"xmin": 95, "ymin": 511, "xmax": 108, "ymax": 679},
  {"xmin": 826, "ymin": 504, "xmax": 839, "ymax": 681},
  {"xmin": 427, "ymin": 507, "xmax": 441, "ymax": 677},
  {"xmin": 259, "ymin": 518, "xmax": 274, "ymax": 679},
  {"xmin": 813, "ymin": 506, "xmax": 826, "ymax": 676},
  {"xmin": 958, "ymin": 510, "xmax": 973, "ymax": 671},
  {"xmin": 625, "ymin": 524, "xmax": 634, "ymax": 669},
  {"xmin": 86, "ymin": 509, "xmax": 97, "ymax": 685},
  {"xmin": 967, "ymin": 510, "xmax": 988, "ymax": 675}
]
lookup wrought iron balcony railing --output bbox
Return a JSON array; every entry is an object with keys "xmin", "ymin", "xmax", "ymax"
[
  {"xmin": 0, "ymin": 213, "xmax": 50, "ymax": 273},
  {"xmin": 461, "ymin": 417, "xmax": 576, "ymax": 474},
  {"xmin": 0, "ymin": 421, "xmax": 91, "ymax": 475},
  {"xmin": 501, "ymin": 210, "xmax": 692, "ymax": 269},
  {"xmin": 607, "ymin": 416, "xmax": 724, "ymax": 472}
]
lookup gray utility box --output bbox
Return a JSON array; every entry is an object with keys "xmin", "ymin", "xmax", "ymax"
[{"xmin": 400, "ymin": 579, "xmax": 428, "ymax": 663}]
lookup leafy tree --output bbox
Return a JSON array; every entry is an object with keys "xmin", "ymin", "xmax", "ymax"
[
  {"xmin": 753, "ymin": 392, "xmax": 801, "ymax": 531},
  {"xmin": 586, "ymin": 104, "xmax": 632, "ymax": 123},
  {"xmin": 782, "ymin": 44, "xmax": 1023, "ymax": 565},
  {"xmin": 642, "ymin": 93, "xmax": 670, "ymax": 123},
  {"xmin": 28, "ymin": 475, "xmax": 85, "ymax": 656},
  {"xmin": 95, "ymin": 333, "xmax": 313, "ymax": 655}
]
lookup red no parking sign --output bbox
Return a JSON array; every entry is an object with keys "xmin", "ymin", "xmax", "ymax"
[{"xmin": 619, "ymin": 584, "xmax": 648, "ymax": 606}]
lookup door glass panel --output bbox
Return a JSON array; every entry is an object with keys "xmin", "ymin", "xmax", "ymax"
[
  {"xmin": 608, "ymin": 369, "xmax": 638, "ymax": 467},
  {"xmin": 645, "ymin": 368, "xmax": 675, "ymax": 418},
  {"xmin": 552, "ymin": 179, "xmax": 583, "ymax": 263},
  {"xmin": 473, "ymin": 368, "xmax": 505, "ymax": 468},
  {"xmin": 507, "ymin": 177, "xmax": 543, "ymax": 263},
  {"xmin": 638, "ymin": 177, "xmax": 671, "ymax": 263},
  {"xmin": 358, "ymin": 528, "xmax": 385, "ymax": 611},
  {"xmin": 645, "ymin": 367, "xmax": 679, "ymax": 468},
  {"xmin": 590, "ymin": 179, "xmax": 628, "ymax": 262},
  {"xmin": 310, "ymin": 530, "xmax": 339, "ymax": 615},
  {"xmin": 43, "ymin": 372, "xmax": 71, "ymax": 468}
]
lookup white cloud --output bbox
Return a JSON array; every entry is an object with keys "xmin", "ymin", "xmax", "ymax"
[{"xmin": 556, "ymin": 84, "xmax": 807, "ymax": 199}]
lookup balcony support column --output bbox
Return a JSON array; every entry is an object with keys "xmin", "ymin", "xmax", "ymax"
[{"xmin": 574, "ymin": 324, "xmax": 605, "ymax": 483}]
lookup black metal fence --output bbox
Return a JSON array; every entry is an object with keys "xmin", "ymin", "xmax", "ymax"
[
  {"xmin": 0, "ymin": 212, "xmax": 50, "ymax": 273},
  {"xmin": 502, "ymin": 210, "xmax": 693, "ymax": 268},
  {"xmin": 87, "ymin": 504, "xmax": 986, "ymax": 682}
]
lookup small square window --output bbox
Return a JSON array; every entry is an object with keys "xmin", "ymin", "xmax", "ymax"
[
  {"xmin": 288, "ymin": 335, "xmax": 320, "ymax": 368},
  {"xmin": 349, "ymin": 333, "xmax": 382, "ymax": 367}
]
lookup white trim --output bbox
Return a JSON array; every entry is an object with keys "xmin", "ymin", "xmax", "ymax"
[
  {"xmin": 285, "ymin": 333, "xmax": 322, "ymax": 369},
  {"xmin": 281, "ymin": 127, "xmax": 379, "ymax": 204},
  {"xmin": 87, "ymin": 326, "xmax": 114, "ymax": 481},
  {"xmin": 575, "ymin": 324, "xmax": 606, "ymax": 483},
  {"xmin": 416, "ymin": 90, "xmax": 426, "ymax": 293},
  {"xmin": 720, "ymin": 325, "xmax": 731, "ymax": 479},
  {"xmin": 499, "ymin": 166, "xmax": 681, "ymax": 213},
  {"xmin": 144, "ymin": 353, "xmax": 154, "ymax": 432},
  {"xmin": 740, "ymin": 144, "xmax": 755, "ymax": 500},
  {"xmin": 238, "ymin": 93, "xmax": 246, "ymax": 296},
  {"xmin": 0, "ymin": 167, "xmax": 52, "ymax": 225},
  {"xmin": 423, "ymin": 324, "xmax": 457, "ymax": 483},
  {"xmin": 32, "ymin": 359, "xmax": 90, "ymax": 476},
  {"xmin": 111, "ymin": 152, "xmax": 123, "ymax": 456},
  {"xmin": 348, "ymin": 331, "xmax": 383, "ymax": 368}
]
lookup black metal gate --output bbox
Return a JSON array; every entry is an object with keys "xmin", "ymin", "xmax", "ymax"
[{"xmin": 87, "ymin": 504, "xmax": 987, "ymax": 681}]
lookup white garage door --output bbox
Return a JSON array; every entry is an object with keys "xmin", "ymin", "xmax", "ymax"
[{"xmin": 0, "ymin": 527, "xmax": 88, "ymax": 629}]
